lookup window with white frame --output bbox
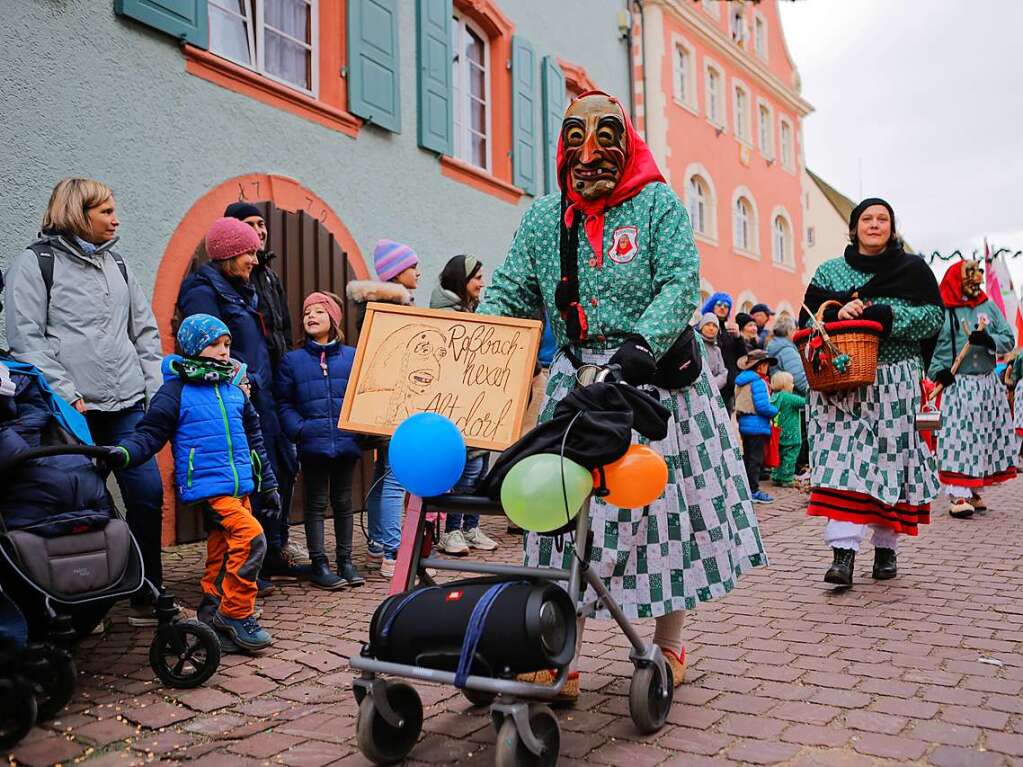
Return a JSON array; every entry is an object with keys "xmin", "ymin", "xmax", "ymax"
[
  {"xmin": 729, "ymin": 2, "xmax": 746, "ymax": 44},
  {"xmin": 705, "ymin": 64, "xmax": 724, "ymax": 127},
  {"xmin": 451, "ymin": 14, "xmax": 490, "ymax": 170},
  {"xmin": 733, "ymin": 83, "xmax": 750, "ymax": 143},
  {"xmin": 758, "ymin": 102, "xmax": 773, "ymax": 158},
  {"xmin": 753, "ymin": 12, "xmax": 767, "ymax": 60},
  {"xmin": 673, "ymin": 42, "xmax": 697, "ymax": 110},
  {"xmin": 688, "ymin": 176, "xmax": 710, "ymax": 236},
  {"xmin": 734, "ymin": 196, "xmax": 753, "ymax": 252},
  {"xmin": 773, "ymin": 214, "xmax": 793, "ymax": 266},
  {"xmin": 702, "ymin": 0, "xmax": 720, "ymax": 19},
  {"xmin": 780, "ymin": 118, "xmax": 794, "ymax": 170},
  {"xmin": 208, "ymin": 0, "xmax": 317, "ymax": 94}
]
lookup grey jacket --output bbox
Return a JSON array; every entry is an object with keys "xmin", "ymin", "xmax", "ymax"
[
  {"xmin": 4, "ymin": 234, "xmax": 162, "ymax": 410},
  {"xmin": 700, "ymin": 336, "xmax": 729, "ymax": 391}
]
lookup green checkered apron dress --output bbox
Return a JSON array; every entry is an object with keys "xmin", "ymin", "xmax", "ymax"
[
  {"xmin": 1014, "ymin": 380, "xmax": 1023, "ymax": 435},
  {"xmin": 524, "ymin": 349, "xmax": 768, "ymax": 620},
  {"xmin": 937, "ymin": 372, "xmax": 1017, "ymax": 484},
  {"xmin": 809, "ymin": 359, "xmax": 940, "ymax": 508}
]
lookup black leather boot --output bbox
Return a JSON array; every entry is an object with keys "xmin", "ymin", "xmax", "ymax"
[
  {"xmin": 824, "ymin": 548, "xmax": 855, "ymax": 587},
  {"xmin": 310, "ymin": 555, "xmax": 345, "ymax": 590},
  {"xmin": 872, "ymin": 548, "xmax": 897, "ymax": 580},
  {"xmin": 336, "ymin": 556, "xmax": 365, "ymax": 587}
]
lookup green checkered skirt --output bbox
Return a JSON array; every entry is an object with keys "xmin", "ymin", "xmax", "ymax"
[
  {"xmin": 524, "ymin": 350, "xmax": 767, "ymax": 619},
  {"xmin": 936, "ymin": 372, "xmax": 1017, "ymax": 485},
  {"xmin": 1014, "ymin": 380, "xmax": 1023, "ymax": 434},
  {"xmin": 809, "ymin": 359, "xmax": 939, "ymax": 507}
]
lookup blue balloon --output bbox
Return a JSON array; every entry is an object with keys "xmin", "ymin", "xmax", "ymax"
[{"xmin": 389, "ymin": 413, "xmax": 467, "ymax": 497}]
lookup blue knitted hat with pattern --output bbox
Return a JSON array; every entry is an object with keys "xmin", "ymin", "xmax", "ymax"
[{"xmin": 177, "ymin": 314, "xmax": 231, "ymax": 357}]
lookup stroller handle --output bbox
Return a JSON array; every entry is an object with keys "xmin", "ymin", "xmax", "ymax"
[{"xmin": 0, "ymin": 444, "xmax": 113, "ymax": 476}]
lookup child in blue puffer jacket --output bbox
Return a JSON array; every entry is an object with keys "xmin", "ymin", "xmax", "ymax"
[
  {"xmin": 102, "ymin": 314, "xmax": 279, "ymax": 653},
  {"xmin": 734, "ymin": 349, "xmax": 779, "ymax": 504},
  {"xmin": 276, "ymin": 292, "xmax": 364, "ymax": 590}
]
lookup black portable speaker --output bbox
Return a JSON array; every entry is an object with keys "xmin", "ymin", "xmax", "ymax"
[{"xmin": 366, "ymin": 577, "xmax": 576, "ymax": 677}]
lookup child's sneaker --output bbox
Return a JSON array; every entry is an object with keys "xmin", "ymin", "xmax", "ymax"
[
  {"xmin": 463, "ymin": 527, "xmax": 499, "ymax": 551},
  {"xmin": 438, "ymin": 529, "xmax": 470, "ymax": 556},
  {"xmin": 380, "ymin": 556, "xmax": 397, "ymax": 578},
  {"xmin": 212, "ymin": 612, "xmax": 273, "ymax": 652},
  {"xmin": 751, "ymin": 490, "xmax": 774, "ymax": 503},
  {"xmin": 367, "ymin": 540, "xmax": 384, "ymax": 559}
]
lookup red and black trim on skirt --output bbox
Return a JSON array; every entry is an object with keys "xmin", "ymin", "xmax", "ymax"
[
  {"xmin": 938, "ymin": 467, "xmax": 1017, "ymax": 489},
  {"xmin": 807, "ymin": 487, "xmax": 930, "ymax": 536}
]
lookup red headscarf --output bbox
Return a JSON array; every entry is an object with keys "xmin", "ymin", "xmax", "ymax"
[
  {"xmin": 556, "ymin": 91, "xmax": 665, "ymax": 266},
  {"xmin": 938, "ymin": 260, "xmax": 988, "ymax": 308}
]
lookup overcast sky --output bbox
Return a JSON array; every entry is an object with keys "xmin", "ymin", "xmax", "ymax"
[{"xmin": 778, "ymin": 0, "xmax": 1023, "ymax": 281}]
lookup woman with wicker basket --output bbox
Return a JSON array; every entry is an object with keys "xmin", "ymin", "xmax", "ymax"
[
  {"xmin": 800, "ymin": 199, "xmax": 944, "ymax": 587},
  {"xmin": 929, "ymin": 259, "xmax": 1017, "ymax": 517}
]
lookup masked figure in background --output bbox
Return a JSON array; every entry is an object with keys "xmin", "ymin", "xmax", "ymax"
[
  {"xmin": 930, "ymin": 259, "xmax": 1017, "ymax": 517},
  {"xmin": 477, "ymin": 91, "xmax": 766, "ymax": 700}
]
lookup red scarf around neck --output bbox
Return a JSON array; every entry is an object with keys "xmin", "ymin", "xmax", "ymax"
[{"xmin": 556, "ymin": 91, "xmax": 665, "ymax": 266}]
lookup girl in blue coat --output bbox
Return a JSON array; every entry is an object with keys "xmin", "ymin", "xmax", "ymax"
[
  {"xmin": 276, "ymin": 292, "xmax": 364, "ymax": 589},
  {"xmin": 734, "ymin": 350, "xmax": 779, "ymax": 504}
]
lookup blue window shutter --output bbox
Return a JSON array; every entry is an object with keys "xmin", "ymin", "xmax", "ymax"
[
  {"xmin": 348, "ymin": 0, "xmax": 402, "ymax": 133},
  {"xmin": 416, "ymin": 0, "xmax": 453, "ymax": 155},
  {"xmin": 114, "ymin": 0, "xmax": 208, "ymax": 48},
  {"xmin": 541, "ymin": 56, "xmax": 566, "ymax": 195},
  {"xmin": 511, "ymin": 36, "xmax": 537, "ymax": 195}
]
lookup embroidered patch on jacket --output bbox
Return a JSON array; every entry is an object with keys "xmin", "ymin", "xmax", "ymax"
[{"xmin": 608, "ymin": 226, "xmax": 639, "ymax": 264}]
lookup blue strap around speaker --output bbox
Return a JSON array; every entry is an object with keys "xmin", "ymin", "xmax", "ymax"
[
  {"xmin": 380, "ymin": 586, "xmax": 439, "ymax": 639},
  {"xmin": 454, "ymin": 581, "xmax": 521, "ymax": 688}
]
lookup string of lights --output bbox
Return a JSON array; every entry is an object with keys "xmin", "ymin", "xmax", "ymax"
[{"xmin": 918, "ymin": 247, "xmax": 1023, "ymax": 264}]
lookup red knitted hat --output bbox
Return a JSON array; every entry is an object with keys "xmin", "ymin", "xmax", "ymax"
[{"xmin": 205, "ymin": 217, "xmax": 261, "ymax": 262}]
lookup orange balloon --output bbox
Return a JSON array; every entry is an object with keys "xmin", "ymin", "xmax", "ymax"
[{"xmin": 596, "ymin": 445, "xmax": 669, "ymax": 508}]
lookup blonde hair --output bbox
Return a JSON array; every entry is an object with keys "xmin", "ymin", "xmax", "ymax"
[
  {"xmin": 42, "ymin": 178, "xmax": 114, "ymax": 240},
  {"xmin": 771, "ymin": 371, "xmax": 794, "ymax": 392}
]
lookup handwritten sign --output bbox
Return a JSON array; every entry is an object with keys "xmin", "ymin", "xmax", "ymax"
[{"xmin": 339, "ymin": 303, "xmax": 543, "ymax": 450}]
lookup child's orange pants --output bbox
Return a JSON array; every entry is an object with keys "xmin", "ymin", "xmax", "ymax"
[{"xmin": 201, "ymin": 496, "xmax": 266, "ymax": 619}]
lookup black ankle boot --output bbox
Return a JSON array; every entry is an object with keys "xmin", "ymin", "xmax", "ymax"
[
  {"xmin": 872, "ymin": 548, "xmax": 897, "ymax": 580},
  {"xmin": 310, "ymin": 555, "xmax": 346, "ymax": 590},
  {"xmin": 824, "ymin": 548, "xmax": 855, "ymax": 587},
  {"xmin": 336, "ymin": 556, "xmax": 365, "ymax": 587}
]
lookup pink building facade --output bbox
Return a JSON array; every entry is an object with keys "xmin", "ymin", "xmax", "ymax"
[{"xmin": 633, "ymin": 0, "xmax": 813, "ymax": 318}]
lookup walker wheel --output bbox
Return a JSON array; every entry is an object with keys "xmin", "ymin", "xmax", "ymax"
[
  {"xmin": 25, "ymin": 644, "xmax": 77, "ymax": 721},
  {"xmin": 461, "ymin": 687, "xmax": 496, "ymax": 708},
  {"xmin": 0, "ymin": 677, "xmax": 38, "ymax": 751},
  {"xmin": 494, "ymin": 703, "xmax": 560, "ymax": 767},
  {"xmin": 356, "ymin": 681, "xmax": 424, "ymax": 765},
  {"xmin": 629, "ymin": 662, "xmax": 674, "ymax": 734},
  {"xmin": 149, "ymin": 619, "xmax": 221, "ymax": 689}
]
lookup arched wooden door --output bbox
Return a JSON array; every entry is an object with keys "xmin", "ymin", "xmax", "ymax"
[{"xmin": 174, "ymin": 201, "xmax": 368, "ymax": 543}]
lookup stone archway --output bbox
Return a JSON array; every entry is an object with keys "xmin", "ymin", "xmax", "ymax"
[{"xmin": 153, "ymin": 174, "xmax": 368, "ymax": 544}]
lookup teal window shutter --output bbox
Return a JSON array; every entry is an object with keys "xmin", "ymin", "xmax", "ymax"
[
  {"xmin": 416, "ymin": 0, "xmax": 453, "ymax": 155},
  {"xmin": 511, "ymin": 37, "xmax": 538, "ymax": 195},
  {"xmin": 114, "ymin": 0, "xmax": 208, "ymax": 48},
  {"xmin": 541, "ymin": 56, "xmax": 566, "ymax": 195},
  {"xmin": 348, "ymin": 0, "xmax": 402, "ymax": 133}
]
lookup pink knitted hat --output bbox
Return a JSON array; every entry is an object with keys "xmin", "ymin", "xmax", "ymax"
[
  {"xmin": 303, "ymin": 291, "xmax": 343, "ymax": 329},
  {"xmin": 206, "ymin": 217, "xmax": 261, "ymax": 262}
]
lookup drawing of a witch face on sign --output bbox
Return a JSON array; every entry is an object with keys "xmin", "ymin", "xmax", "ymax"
[{"xmin": 359, "ymin": 324, "xmax": 448, "ymax": 423}]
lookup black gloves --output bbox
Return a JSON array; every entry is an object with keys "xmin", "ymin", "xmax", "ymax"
[
  {"xmin": 933, "ymin": 368, "xmax": 956, "ymax": 389},
  {"xmin": 258, "ymin": 488, "xmax": 283, "ymax": 522},
  {"xmin": 609, "ymin": 335, "xmax": 657, "ymax": 386},
  {"xmin": 969, "ymin": 329, "xmax": 996, "ymax": 350},
  {"xmin": 861, "ymin": 304, "xmax": 894, "ymax": 336},
  {"xmin": 821, "ymin": 305, "xmax": 841, "ymax": 323},
  {"xmin": 96, "ymin": 446, "xmax": 129, "ymax": 472}
]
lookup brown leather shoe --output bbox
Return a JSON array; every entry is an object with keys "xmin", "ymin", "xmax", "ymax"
[
  {"xmin": 515, "ymin": 669, "xmax": 579, "ymax": 702},
  {"xmin": 660, "ymin": 647, "xmax": 687, "ymax": 687}
]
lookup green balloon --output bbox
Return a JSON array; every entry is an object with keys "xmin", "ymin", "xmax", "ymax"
[{"xmin": 501, "ymin": 454, "xmax": 593, "ymax": 533}]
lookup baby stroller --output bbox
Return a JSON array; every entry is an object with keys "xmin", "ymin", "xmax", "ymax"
[
  {"xmin": 350, "ymin": 365, "xmax": 675, "ymax": 766},
  {"xmin": 0, "ymin": 444, "xmax": 222, "ymax": 700}
]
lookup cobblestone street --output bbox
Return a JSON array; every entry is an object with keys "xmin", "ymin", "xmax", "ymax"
[{"xmin": 8, "ymin": 481, "xmax": 1023, "ymax": 767}]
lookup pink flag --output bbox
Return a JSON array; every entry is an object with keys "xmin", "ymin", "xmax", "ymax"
[{"xmin": 985, "ymin": 238, "xmax": 1020, "ymax": 348}]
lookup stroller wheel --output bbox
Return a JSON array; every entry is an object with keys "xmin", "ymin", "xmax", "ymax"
[
  {"xmin": 629, "ymin": 661, "xmax": 674, "ymax": 734},
  {"xmin": 25, "ymin": 644, "xmax": 77, "ymax": 721},
  {"xmin": 494, "ymin": 703, "xmax": 559, "ymax": 767},
  {"xmin": 461, "ymin": 687, "xmax": 497, "ymax": 708},
  {"xmin": 0, "ymin": 677, "xmax": 38, "ymax": 751},
  {"xmin": 149, "ymin": 619, "xmax": 221, "ymax": 689},
  {"xmin": 356, "ymin": 681, "xmax": 423, "ymax": 765}
]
